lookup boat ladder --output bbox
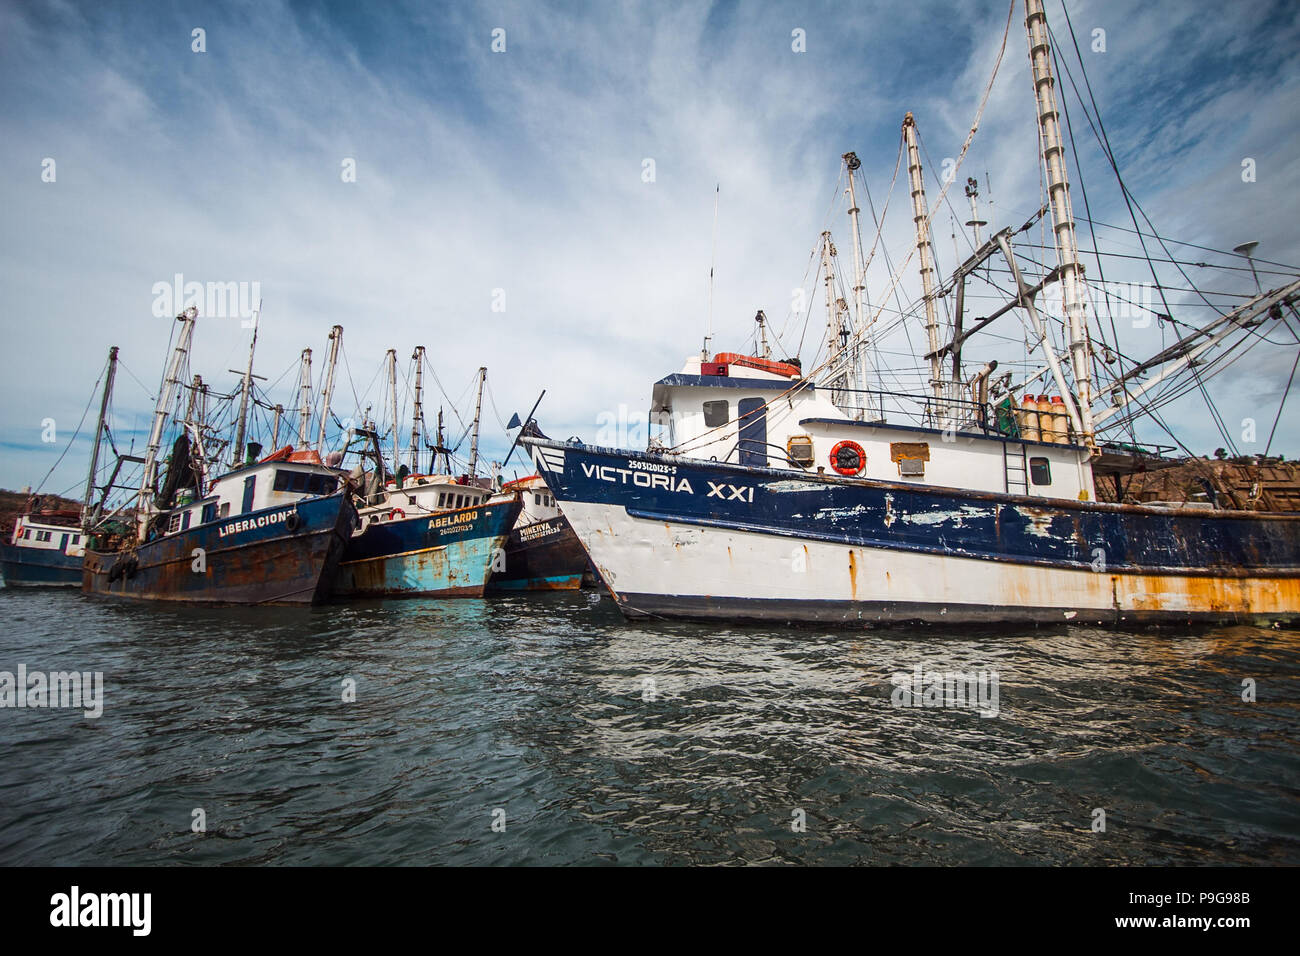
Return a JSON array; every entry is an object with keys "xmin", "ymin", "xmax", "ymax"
[{"xmin": 1003, "ymin": 442, "xmax": 1029, "ymax": 495}]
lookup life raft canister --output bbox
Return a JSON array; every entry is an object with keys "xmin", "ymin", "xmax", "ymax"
[{"xmin": 830, "ymin": 440, "xmax": 866, "ymax": 476}]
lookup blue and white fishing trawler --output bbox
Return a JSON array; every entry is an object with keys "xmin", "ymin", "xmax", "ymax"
[
  {"xmin": 525, "ymin": 0, "xmax": 1300, "ymax": 627},
  {"xmin": 332, "ymin": 358, "xmax": 522, "ymax": 598},
  {"xmin": 335, "ymin": 473, "xmax": 520, "ymax": 598},
  {"xmin": 485, "ymin": 475, "xmax": 589, "ymax": 592},
  {"xmin": 1, "ymin": 505, "xmax": 84, "ymax": 587},
  {"xmin": 82, "ymin": 309, "xmax": 355, "ymax": 605}
]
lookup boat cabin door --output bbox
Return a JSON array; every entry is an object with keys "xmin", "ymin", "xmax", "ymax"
[{"xmin": 737, "ymin": 397, "xmax": 768, "ymax": 467}]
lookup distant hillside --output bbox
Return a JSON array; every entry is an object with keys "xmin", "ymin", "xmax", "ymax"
[{"xmin": 0, "ymin": 489, "xmax": 81, "ymax": 533}]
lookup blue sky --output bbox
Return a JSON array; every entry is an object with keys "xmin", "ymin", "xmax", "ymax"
[{"xmin": 2, "ymin": 0, "xmax": 1298, "ymax": 496}]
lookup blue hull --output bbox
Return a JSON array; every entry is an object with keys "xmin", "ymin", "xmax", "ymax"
[
  {"xmin": 528, "ymin": 439, "xmax": 1300, "ymax": 625},
  {"xmin": 0, "ymin": 542, "xmax": 82, "ymax": 587},
  {"xmin": 83, "ymin": 492, "xmax": 354, "ymax": 605},
  {"xmin": 335, "ymin": 498, "xmax": 521, "ymax": 598}
]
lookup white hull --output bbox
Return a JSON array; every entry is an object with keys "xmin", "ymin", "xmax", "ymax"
[{"xmin": 562, "ymin": 499, "xmax": 1298, "ymax": 625}]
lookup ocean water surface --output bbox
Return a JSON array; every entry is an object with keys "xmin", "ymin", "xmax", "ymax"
[{"xmin": 1, "ymin": 587, "xmax": 1296, "ymax": 865}]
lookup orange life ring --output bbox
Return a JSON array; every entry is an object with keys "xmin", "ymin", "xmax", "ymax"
[
  {"xmin": 829, "ymin": 440, "xmax": 866, "ymax": 476},
  {"xmin": 389, "ymin": 508, "xmax": 406, "ymax": 521}
]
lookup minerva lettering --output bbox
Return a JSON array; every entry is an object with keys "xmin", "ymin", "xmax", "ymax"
[
  {"xmin": 218, "ymin": 509, "xmax": 289, "ymax": 538},
  {"xmin": 581, "ymin": 462, "xmax": 694, "ymax": 494}
]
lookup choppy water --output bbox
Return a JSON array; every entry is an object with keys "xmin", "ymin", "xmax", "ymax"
[{"xmin": 0, "ymin": 587, "xmax": 1296, "ymax": 865}]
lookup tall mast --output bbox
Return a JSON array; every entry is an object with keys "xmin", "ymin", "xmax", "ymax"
[
  {"xmin": 316, "ymin": 325, "xmax": 343, "ymax": 451},
  {"xmin": 296, "ymin": 347, "xmax": 313, "ymax": 447},
  {"xmin": 139, "ymin": 306, "xmax": 198, "ymax": 513},
  {"xmin": 820, "ymin": 232, "xmax": 841, "ymax": 366},
  {"xmin": 410, "ymin": 346, "xmax": 425, "ymax": 473},
  {"xmin": 843, "ymin": 152, "xmax": 872, "ymax": 420},
  {"xmin": 434, "ymin": 408, "xmax": 446, "ymax": 474},
  {"xmin": 81, "ymin": 345, "xmax": 118, "ymax": 528},
  {"xmin": 1026, "ymin": 0, "xmax": 1095, "ymax": 444},
  {"xmin": 903, "ymin": 112, "xmax": 944, "ymax": 409},
  {"xmin": 230, "ymin": 309, "xmax": 259, "ymax": 466},
  {"xmin": 703, "ymin": 183, "xmax": 719, "ymax": 360},
  {"xmin": 271, "ymin": 404, "xmax": 283, "ymax": 449},
  {"xmin": 386, "ymin": 349, "xmax": 399, "ymax": 472},
  {"xmin": 185, "ymin": 374, "xmax": 212, "ymax": 493},
  {"xmin": 468, "ymin": 366, "xmax": 486, "ymax": 478},
  {"xmin": 820, "ymin": 233, "xmax": 858, "ymax": 410}
]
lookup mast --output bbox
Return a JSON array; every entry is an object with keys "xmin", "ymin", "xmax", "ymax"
[
  {"xmin": 230, "ymin": 310, "xmax": 259, "ymax": 467},
  {"xmin": 296, "ymin": 348, "xmax": 313, "ymax": 447},
  {"xmin": 1025, "ymin": 0, "xmax": 1095, "ymax": 444},
  {"xmin": 316, "ymin": 325, "xmax": 342, "ymax": 451},
  {"xmin": 754, "ymin": 311, "xmax": 770, "ymax": 360},
  {"xmin": 820, "ymin": 233, "xmax": 857, "ymax": 410},
  {"xmin": 703, "ymin": 183, "xmax": 719, "ymax": 360},
  {"xmin": 385, "ymin": 348, "xmax": 399, "ymax": 473},
  {"xmin": 434, "ymin": 408, "xmax": 446, "ymax": 474},
  {"xmin": 903, "ymin": 112, "xmax": 945, "ymax": 409},
  {"xmin": 965, "ymin": 177, "xmax": 987, "ymax": 245},
  {"xmin": 410, "ymin": 346, "xmax": 425, "ymax": 473},
  {"xmin": 843, "ymin": 152, "xmax": 872, "ymax": 420},
  {"xmin": 81, "ymin": 346, "xmax": 118, "ymax": 529},
  {"xmin": 184, "ymin": 374, "xmax": 210, "ymax": 491},
  {"xmin": 820, "ymin": 232, "xmax": 841, "ymax": 366},
  {"xmin": 468, "ymin": 366, "xmax": 486, "ymax": 478},
  {"xmin": 139, "ymin": 306, "xmax": 198, "ymax": 514},
  {"xmin": 271, "ymin": 404, "xmax": 283, "ymax": 449}
]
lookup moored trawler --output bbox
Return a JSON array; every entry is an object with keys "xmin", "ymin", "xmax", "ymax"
[
  {"xmin": 485, "ymin": 475, "xmax": 589, "ymax": 591},
  {"xmin": 334, "ymin": 473, "xmax": 520, "ymax": 598},
  {"xmin": 525, "ymin": 0, "xmax": 1300, "ymax": 627},
  {"xmin": 1, "ymin": 506, "xmax": 84, "ymax": 587},
  {"xmin": 84, "ymin": 450, "xmax": 354, "ymax": 605},
  {"xmin": 81, "ymin": 309, "xmax": 355, "ymax": 606},
  {"xmin": 525, "ymin": 354, "xmax": 1300, "ymax": 625}
]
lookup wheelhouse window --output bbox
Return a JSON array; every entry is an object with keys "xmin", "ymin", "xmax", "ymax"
[
  {"xmin": 202, "ymin": 503, "xmax": 217, "ymax": 524},
  {"xmin": 273, "ymin": 470, "xmax": 336, "ymax": 496},
  {"xmin": 702, "ymin": 400, "xmax": 729, "ymax": 428},
  {"xmin": 219, "ymin": 502, "xmax": 231, "ymax": 518},
  {"xmin": 1029, "ymin": 457, "xmax": 1051, "ymax": 486}
]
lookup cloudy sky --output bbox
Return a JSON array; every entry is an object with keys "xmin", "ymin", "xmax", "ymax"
[{"xmin": 2, "ymin": 0, "xmax": 1298, "ymax": 497}]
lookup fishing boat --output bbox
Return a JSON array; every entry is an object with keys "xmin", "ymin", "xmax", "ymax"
[
  {"xmin": 3, "ymin": 347, "xmax": 124, "ymax": 588},
  {"xmin": 332, "ymin": 357, "xmax": 521, "ymax": 598},
  {"xmin": 485, "ymin": 475, "xmax": 589, "ymax": 591},
  {"xmin": 1, "ymin": 503, "xmax": 84, "ymax": 587},
  {"xmin": 83, "ymin": 308, "xmax": 355, "ymax": 605},
  {"xmin": 524, "ymin": 0, "xmax": 1300, "ymax": 627}
]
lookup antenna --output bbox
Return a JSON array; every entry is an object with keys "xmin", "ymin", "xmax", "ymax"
[
  {"xmin": 1233, "ymin": 241, "xmax": 1262, "ymax": 293},
  {"xmin": 703, "ymin": 183, "xmax": 719, "ymax": 359}
]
